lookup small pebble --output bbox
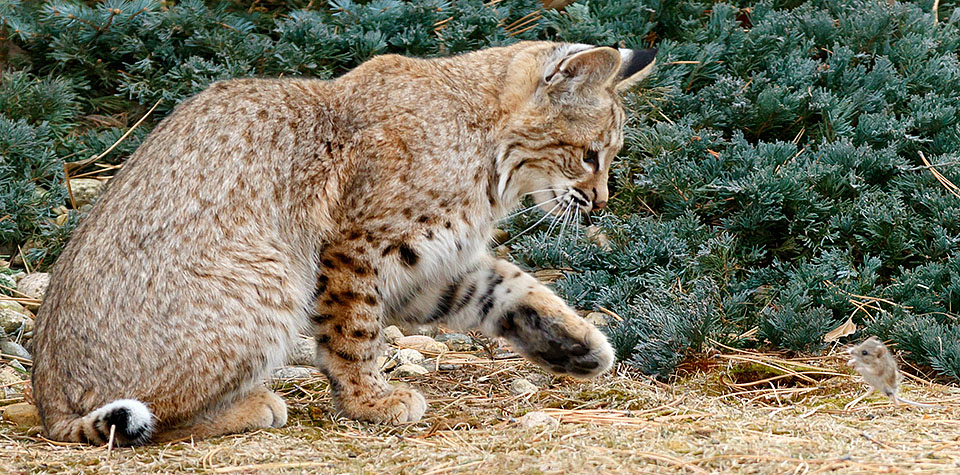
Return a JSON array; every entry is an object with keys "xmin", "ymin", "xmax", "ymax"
[
  {"xmin": 272, "ymin": 366, "xmax": 314, "ymax": 380},
  {"xmin": 392, "ymin": 363, "xmax": 429, "ymax": 377},
  {"xmin": 286, "ymin": 336, "xmax": 316, "ymax": 366},
  {"xmin": 435, "ymin": 333, "xmax": 480, "ymax": 351},
  {"xmin": 0, "ymin": 340, "xmax": 31, "ymax": 361},
  {"xmin": 68, "ymin": 178, "xmax": 106, "ymax": 208},
  {"xmin": 1, "ymin": 403, "xmax": 41, "ymax": 427},
  {"xmin": 395, "ymin": 348, "xmax": 425, "ymax": 366},
  {"xmin": 517, "ymin": 411, "xmax": 559, "ymax": 430},
  {"xmin": 0, "ymin": 308, "xmax": 31, "ymax": 334},
  {"xmin": 0, "ymin": 300, "xmax": 26, "ymax": 315},
  {"xmin": 0, "ymin": 365, "xmax": 22, "ymax": 385},
  {"xmin": 16, "ymin": 273, "xmax": 50, "ymax": 301},
  {"xmin": 382, "ymin": 325, "xmax": 404, "ymax": 343},
  {"xmin": 584, "ymin": 311, "xmax": 608, "ymax": 327},
  {"xmin": 510, "ymin": 378, "xmax": 538, "ymax": 395},
  {"xmin": 377, "ymin": 355, "xmax": 397, "ymax": 371},
  {"xmin": 525, "ymin": 372, "xmax": 551, "ymax": 388},
  {"xmin": 396, "ymin": 335, "xmax": 447, "ymax": 353},
  {"xmin": 586, "ymin": 225, "xmax": 612, "ymax": 251}
]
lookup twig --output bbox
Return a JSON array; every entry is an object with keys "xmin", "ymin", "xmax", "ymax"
[{"xmin": 65, "ymin": 99, "xmax": 162, "ymax": 173}]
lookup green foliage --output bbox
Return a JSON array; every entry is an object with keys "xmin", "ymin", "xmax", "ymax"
[{"xmin": 3, "ymin": 0, "xmax": 960, "ymax": 381}]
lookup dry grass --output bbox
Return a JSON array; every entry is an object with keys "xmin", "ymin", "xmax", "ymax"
[{"xmin": 2, "ymin": 341, "xmax": 960, "ymax": 474}]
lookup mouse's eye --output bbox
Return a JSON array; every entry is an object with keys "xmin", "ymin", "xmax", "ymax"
[{"xmin": 861, "ymin": 350, "xmax": 869, "ymax": 356}]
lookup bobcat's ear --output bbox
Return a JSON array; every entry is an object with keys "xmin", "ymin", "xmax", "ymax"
[
  {"xmin": 544, "ymin": 46, "xmax": 621, "ymax": 92},
  {"xmin": 615, "ymin": 48, "xmax": 658, "ymax": 92}
]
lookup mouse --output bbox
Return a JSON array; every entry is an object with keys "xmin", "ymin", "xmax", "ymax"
[{"xmin": 845, "ymin": 336, "xmax": 938, "ymax": 410}]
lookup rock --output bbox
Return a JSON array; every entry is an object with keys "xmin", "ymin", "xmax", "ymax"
[
  {"xmin": 0, "ymin": 365, "xmax": 22, "ymax": 385},
  {"xmin": 68, "ymin": 178, "xmax": 106, "ymax": 209},
  {"xmin": 287, "ymin": 336, "xmax": 315, "ymax": 366},
  {"xmin": 492, "ymin": 228, "xmax": 509, "ymax": 245},
  {"xmin": 435, "ymin": 333, "xmax": 480, "ymax": 352},
  {"xmin": 584, "ymin": 311, "xmax": 608, "ymax": 327},
  {"xmin": 272, "ymin": 366, "xmax": 314, "ymax": 380},
  {"xmin": 395, "ymin": 348, "xmax": 425, "ymax": 366},
  {"xmin": 525, "ymin": 372, "xmax": 551, "ymax": 388},
  {"xmin": 0, "ymin": 308, "xmax": 31, "ymax": 334},
  {"xmin": 392, "ymin": 363, "xmax": 429, "ymax": 377},
  {"xmin": 517, "ymin": 411, "xmax": 559, "ymax": 430},
  {"xmin": 0, "ymin": 365, "xmax": 26, "ymax": 398},
  {"xmin": 382, "ymin": 325, "xmax": 404, "ymax": 344},
  {"xmin": 510, "ymin": 378, "xmax": 538, "ymax": 395},
  {"xmin": 16, "ymin": 273, "xmax": 49, "ymax": 300},
  {"xmin": 377, "ymin": 355, "xmax": 397, "ymax": 371},
  {"xmin": 586, "ymin": 225, "xmax": 612, "ymax": 251},
  {"xmin": 396, "ymin": 335, "xmax": 447, "ymax": 353},
  {"xmin": 0, "ymin": 300, "xmax": 26, "ymax": 315},
  {"xmin": 1, "ymin": 403, "xmax": 41, "ymax": 427},
  {"xmin": 0, "ymin": 340, "xmax": 31, "ymax": 361},
  {"xmin": 7, "ymin": 360, "xmax": 26, "ymax": 373}
]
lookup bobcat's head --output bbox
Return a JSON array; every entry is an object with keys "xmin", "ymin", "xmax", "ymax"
[{"xmin": 494, "ymin": 42, "xmax": 657, "ymax": 221}]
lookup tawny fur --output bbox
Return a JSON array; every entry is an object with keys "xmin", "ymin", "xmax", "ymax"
[{"xmin": 31, "ymin": 41, "xmax": 656, "ymax": 444}]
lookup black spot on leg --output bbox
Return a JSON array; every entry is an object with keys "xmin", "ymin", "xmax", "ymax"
[
  {"xmin": 312, "ymin": 313, "xmax": 334, "ymax": 324},
  {"xmin": 316, "ymin": 334, "xmax": 331, "ymax": 345},
  {"xmin": 397, "ymin": 243, "xmax": 419, "ymax": 266},
  {"xmin": 425, "ymin": 230, "xmax": 435, "ymax": 240},
  {"xmin": 320, "ymin": 368, "xmax": 343, "ymax": 395},
  {"xmin": 363, "ymin": 294, "xmax": 377, "ymax": 306},
  {"xmin": 334, "ymin": 349, "xmax": 365, "ymax": 362},
  {"xmin": 312, "ymin": 275, "xmax": 329, "ymax": 302},
  {"xmin": 332, "ymin": 252, "xmax": 357, "ymax": 269}
]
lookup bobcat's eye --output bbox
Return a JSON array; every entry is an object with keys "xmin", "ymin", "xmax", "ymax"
[{"xmin": 583, "ymin": 150, "xmax": 599, "ymax": 172}]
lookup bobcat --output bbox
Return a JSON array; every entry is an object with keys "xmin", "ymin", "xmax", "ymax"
[{"xmin": 31, "ymin": 41, "xmax": 656, "ymax": 445}]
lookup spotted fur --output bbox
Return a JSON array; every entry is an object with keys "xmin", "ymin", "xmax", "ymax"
[{"xmin": 31, "ymin": 41, "xmax": 656, "ymax": 444}]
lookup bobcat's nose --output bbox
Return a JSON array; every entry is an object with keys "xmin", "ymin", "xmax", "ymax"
[{"xmin": 592, "ymin": 200, "xmax": 607, "ymax": 211}]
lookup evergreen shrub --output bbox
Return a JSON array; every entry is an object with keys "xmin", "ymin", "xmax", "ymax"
[{"xmin": 3, "ymin": 0, "xmax": 960, "ymax": 380}]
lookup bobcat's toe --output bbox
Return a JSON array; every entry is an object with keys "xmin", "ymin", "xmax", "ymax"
[
  {"xmin": 497, "ymin": 304, "xmax": 615, "ymax": 378},
  {"xmin": 338, "ymin": 386, "xmax": 426, "ymax": 424}
]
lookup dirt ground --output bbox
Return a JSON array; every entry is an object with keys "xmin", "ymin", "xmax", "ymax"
[{"xmin": 2, "ymin": 342, "xmax": 959, "ymax": 474}]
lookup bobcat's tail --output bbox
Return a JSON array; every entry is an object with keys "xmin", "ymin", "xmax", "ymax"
[{"xmin": 48, "ymin": 399, "xmax": 155, "ymax": 446}]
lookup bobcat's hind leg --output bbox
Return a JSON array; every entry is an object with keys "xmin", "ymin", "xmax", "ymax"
[
  {"xmin": 152, "ymin": 386, "xmax": 287, "ymax": 443},
  {"xmin": 438, "ymin": 258, "xmax": 614, "ymax": 378},
  {"xmin": 312, "ymin": 247, "xmax": 426, "ymax": 424}
]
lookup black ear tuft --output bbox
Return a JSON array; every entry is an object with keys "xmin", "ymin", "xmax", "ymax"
[{"xmin": 616, "ymin": 48, "xmax": 658, "ymax": 91}]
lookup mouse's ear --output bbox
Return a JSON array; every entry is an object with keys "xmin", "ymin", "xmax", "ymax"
[{"xmin": 874, "ymin": 344, "xmax": 886, "ymax": 356}]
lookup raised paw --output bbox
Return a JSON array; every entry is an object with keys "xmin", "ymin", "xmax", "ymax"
[
  {"xmin": 494, "ymin": 301, "xmax": 615, "ymax": 378},
  {"xmin": 337, "ymin": 386, "xmax": 426, "ymax": 424}
]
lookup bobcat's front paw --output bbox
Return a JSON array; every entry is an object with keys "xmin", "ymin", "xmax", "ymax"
[
  {"xmin": 337, "ymin": 386, "xmax": 427, "ymax": 424},
  {"xmin": 495, "ymin": 301, "xmax": 614, "ymax": 378}
]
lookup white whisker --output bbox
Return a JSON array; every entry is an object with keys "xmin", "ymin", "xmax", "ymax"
[
  {"xmin": 545, "ymin": 199, "xmax": 570, "ymax": 237},
  {"xmin": 500, "ymin": 200, "xmax": 564, "ymax": 247},
  {"xmin": 555, "ymin": 204, "xmax": 574, "ymax": 252},
  {"xmin": 498, "ymin": 195, "xmax": 562, "ymax": 221}
]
